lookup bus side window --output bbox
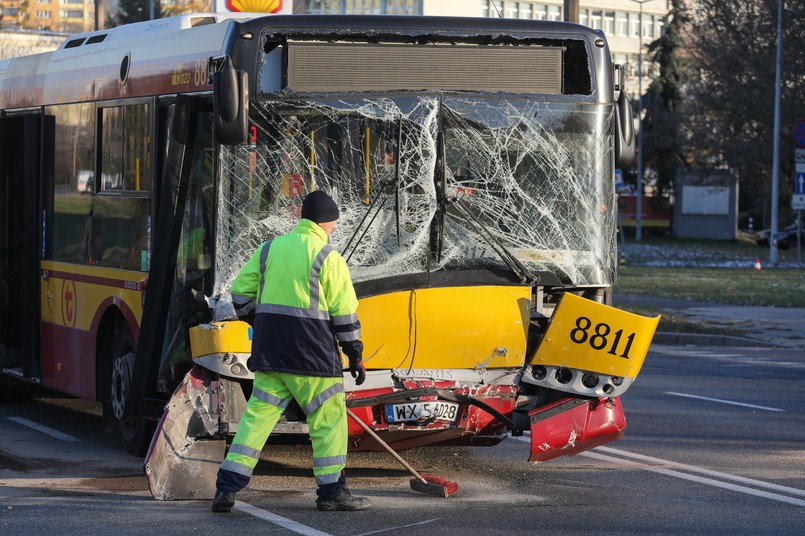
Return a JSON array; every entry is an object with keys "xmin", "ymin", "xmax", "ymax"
[
  {"xmin": 99, "ymin": 103, "xmax": 152, "ymax": 192},
  {"xmin": 95, "ymin": 102, "xmax": 153, "ymax": 271},
  {"xmin": 47, "ymin": 103, "xmax": 95, "ymax": 264}
]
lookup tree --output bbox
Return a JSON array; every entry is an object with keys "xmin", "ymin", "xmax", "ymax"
[
  {"xmin": 109, "ymin": 0, "xmax": 164, "ymax": 27},
  {"xmin": 679, "ymin": 0, "xmax": 805, "ymax": 225},
  {"xmin": 19, "ymin": 0, "xmax": 31, "ymax": 30},
  {"xmin": 640, "ymin": 0, "xmax": 687, "ymax": 198}
]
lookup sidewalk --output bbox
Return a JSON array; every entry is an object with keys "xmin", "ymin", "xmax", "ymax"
[{"xmin": 613, "ymin": 295, "xmax": 805, "ymax": 349}]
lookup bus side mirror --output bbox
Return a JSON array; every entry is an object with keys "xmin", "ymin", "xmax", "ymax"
[
  {"xmin": 614, "ymin": 91, "xmax": 635, "ymax": 168},
  {"xmin": 212, "ymin": 56, "xmax": 249, "ymax": 145}
]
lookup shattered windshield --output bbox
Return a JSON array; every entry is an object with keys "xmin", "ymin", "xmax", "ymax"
[
  {"xmin": 214, "ymin": 96, "xmax": 615, "ymax": 299},
  {"xmin": 440, "ymin": 97, "xmax": 615, "ymax": 284}
]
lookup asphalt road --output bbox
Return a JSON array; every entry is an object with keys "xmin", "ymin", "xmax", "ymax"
[{"xmin": 1, "ymin": 344, "xmax": 804, "ymax": 535}]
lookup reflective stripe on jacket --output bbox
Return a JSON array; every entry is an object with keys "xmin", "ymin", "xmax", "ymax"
[{"xmin": 231, "ymin": 219, "xmax": 362, "ymax": 376}]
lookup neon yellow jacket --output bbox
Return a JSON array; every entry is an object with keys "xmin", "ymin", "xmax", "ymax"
[{"xmin": 231, "ymin": 219, "xmax": 362, "ymax": 376}]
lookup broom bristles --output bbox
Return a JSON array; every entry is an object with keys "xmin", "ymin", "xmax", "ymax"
[{"xmin": 420, "ymin": 473, "xmax": 459, "ymax": 497}]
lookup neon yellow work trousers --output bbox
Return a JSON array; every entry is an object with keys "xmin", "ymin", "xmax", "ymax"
[{"xmin": 219, "ymin": 370, "xmax": 347, "ymax": 488}]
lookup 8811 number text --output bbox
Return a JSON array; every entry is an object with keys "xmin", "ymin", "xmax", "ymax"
[{"xmin": 569, "ymin": 316, "xmax": 635, "ymax": 359}]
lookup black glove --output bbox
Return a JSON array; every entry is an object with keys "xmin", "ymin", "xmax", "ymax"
[{"xmin": 349, "ymin": 357, "xmax": 366, "ymax": 386}]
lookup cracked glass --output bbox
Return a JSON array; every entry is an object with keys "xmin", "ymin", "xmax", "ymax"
[{"xmin": 214, "ymin": 96, "xmax": 616, "ymax": 303}]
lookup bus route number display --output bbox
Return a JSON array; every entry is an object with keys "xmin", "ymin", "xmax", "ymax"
[{"xmin": 533, "ymin": 293, "xmax": 660, "ymax": 378}]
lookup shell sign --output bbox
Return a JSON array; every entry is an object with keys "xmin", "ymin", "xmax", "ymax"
[{"xmin": 226, "ymin": 0, "xmax": 285, "ymax": 13}]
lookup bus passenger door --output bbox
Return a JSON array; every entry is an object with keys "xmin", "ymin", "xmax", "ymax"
[
  {"xmin": 0, "ymin": 114, "xmax": 48, "ymax": 381},
  {"xmin": 127, "ymin": 96, "xmax": 216, "ymax": 443}
]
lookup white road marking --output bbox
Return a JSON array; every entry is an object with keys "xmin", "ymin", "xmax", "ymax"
[
  {"xmin": 354, "ymin": 518, "xmax": 440, "ymax": 536},
  {"xmin": 235, "ymin": 501, "xmax": 333, "ymax": 536},
  {"xmin": 663, "ymin": 391, "xmax": 785, "ymax": 412},
  {"xmin": 512, "ymin": 436, "xmax": 805, "ymax": 506},
  {"xmin": 582, "ymin": 451, "xmax": 805, "ymax": 507},
  {"xmin": 595, "ymin": 446, "xmax": 805, "ymax": 498},
  {"xmin": 6, "ymin": 417, "xmax": 81, "ymax": 442}
]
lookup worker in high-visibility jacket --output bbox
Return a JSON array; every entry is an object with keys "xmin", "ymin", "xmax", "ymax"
[{"xmin": 212, "ymin": 190, "xmax": 370, "ymax": 513}]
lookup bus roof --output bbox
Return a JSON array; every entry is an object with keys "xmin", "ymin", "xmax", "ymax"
[
  {"xmin": 0, "ymin": 14, "xmax": 253, "ymax": 109},
  {"xmin": 57, "ymin": 12, "xmax": 262, "ymax": 51},
  {"xmin": 0, "ymin": 13, "xmax": 610, "ymax": 110}
]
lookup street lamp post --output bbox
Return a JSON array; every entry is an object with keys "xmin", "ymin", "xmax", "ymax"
[
  {"xmin": 770, "ymin": 0, "xmax": 782, "ymax": 265},
  {"xmin": 629, "ymin": 0, "xmax": 655, "ymax": 242}
]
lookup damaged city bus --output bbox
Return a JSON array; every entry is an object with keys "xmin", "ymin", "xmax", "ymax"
[{"xmin": 0, "ymin": 12, "xmax": 658, "ymax": 500}]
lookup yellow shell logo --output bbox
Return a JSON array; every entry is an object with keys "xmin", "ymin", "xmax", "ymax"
[{"xmin": 227, "ymin": 0, "xmax": 283, "ymax": 13}]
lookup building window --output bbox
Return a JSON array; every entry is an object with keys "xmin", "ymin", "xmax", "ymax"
[
  {"xmin": 655, "ymin": 17, "xmax": 665, "ymax": 38},
  {"xmin": 533, "ymin": 4, "xmax": 547, "ymax": 20},
  {"xmin": 579, "ymin": 8, "xmax": 588, "ymax": 27},
  {"xmin": 519, "ymin": 2, "xmax": 532, "ymax": 19},
  {"xmin": 603, "ymin": 11, "xmax": 615, "ymax": 34},
  {"xmin": 490, "ymin": 0, "xmax": 503, "ymax": 17},
  {"xmin": 308, "ymin": 0, "xmax": 422, "ymax": 15},
  {"xmin": 481, "ymin": 0, "xmax": 488, "ymax": 18},
  {"xmin": 616, "ymin": 11, "xmax": 628, "ymax": 36},
  {"xmin": 36, "ymin": 10, "xmax": 52, "ymax": 18},
  {"xmin": 629, "ymin": 12, "xmax": 640, "ymax": 37},
  {"xmin": 388, "ymin": 0, "xmax": 421, "ymax": 16},
  {"xmin": 61, "ymin": 10, "xmax": 84, "ymax": 18},
  {"xmin": 308, "ymin": 0, "xmax": 332, "ymax": 10},
  {"xmin": 626, "ymin": 54, "xmax": 651, "ymax": 79},
  {"xmin": 589, "ymin": 9, "xmax": 601, "ymax": 29},
  {"xmin": 350, "ymin": 0, "xmax": 382, "ymax": 15},
  {"xmin": 505, "ymin": 1, "xmax": 518, "ymax": 19},
  {"xmin": 643, "ymin": 14, "xmax": 653, "ymax": 38},
  {"xmin": 547, "ymin": 5, "xmax": 561, "ymax": 22}
]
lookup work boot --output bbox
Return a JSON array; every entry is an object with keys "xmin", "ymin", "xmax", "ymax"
[
  {"xmin": 211, "ymin": 489, "xmax": 236, "ymax": 513},
  {"xmin": 316, "ymin": 488, "xmax": 371, "ymax": 511}
]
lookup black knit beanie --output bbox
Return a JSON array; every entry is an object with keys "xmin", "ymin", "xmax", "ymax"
[{"xmin": 301, "ymin": 190, "xmax": 340, "ymax": 223}]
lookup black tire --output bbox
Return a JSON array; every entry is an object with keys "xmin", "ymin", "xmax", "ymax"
[
  {"xmin": 104, "ymin": 322, "xmax": 154, "ymax": 456},
  {"xmin": 0, "ymin": 377, "xmax": 34, "ymax": 402}
]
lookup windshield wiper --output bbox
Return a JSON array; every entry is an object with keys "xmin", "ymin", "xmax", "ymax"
[
  {"xmin": 344, "ymin": 119, "xmax": 404, "ymax": 262},
  {"xmin": 342, "ymin": 179, "xmax": 395, "ymax": 263},
  {"xmin": 448, "ymin": 194, "xmax": 539, "ymax": 286}
]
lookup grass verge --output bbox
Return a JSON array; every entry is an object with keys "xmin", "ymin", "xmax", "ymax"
[{"xmin": 615, "ymin": 266, "xmax": 805, "ymax": 308}]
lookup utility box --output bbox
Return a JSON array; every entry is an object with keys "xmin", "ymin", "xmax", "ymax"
[{"xmin": 673, "ymin": 172, "xmax": 739, "ymax": 240}]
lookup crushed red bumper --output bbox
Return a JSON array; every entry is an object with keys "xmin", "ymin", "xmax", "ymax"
[
  {"xmin": 346, "ymin": 382, "xmax": 517, "ymax": 451},
  {"xmin": 528, "ymin": 396, "xmax": 626, "ymax": 462},
  {"xmin": 345, "ymin": 383, "xmax": 626, "ymax": 462}
]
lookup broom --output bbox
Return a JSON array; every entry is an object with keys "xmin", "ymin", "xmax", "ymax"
[{"xmin": 346, "ymin": 408, "xmax": 458, "ymax": 497}]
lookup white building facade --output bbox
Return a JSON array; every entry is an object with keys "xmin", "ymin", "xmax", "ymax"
[{"xmin": 300, "ymin": 0, "xmax": 672, "ymax": 98}]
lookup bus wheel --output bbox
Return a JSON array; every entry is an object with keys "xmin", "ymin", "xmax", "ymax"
[
  {"xmin": 108, "ymin": 325, "xmax": 153, "ymax": 456},
  {"xmin": 0, "ymin": 378, "xmax": 34, "ymax": 402}
]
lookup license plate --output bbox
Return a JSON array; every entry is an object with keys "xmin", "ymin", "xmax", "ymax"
[{"xmin": 385, "ymin": 401, "xmax": 459, "ymax": 423}]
